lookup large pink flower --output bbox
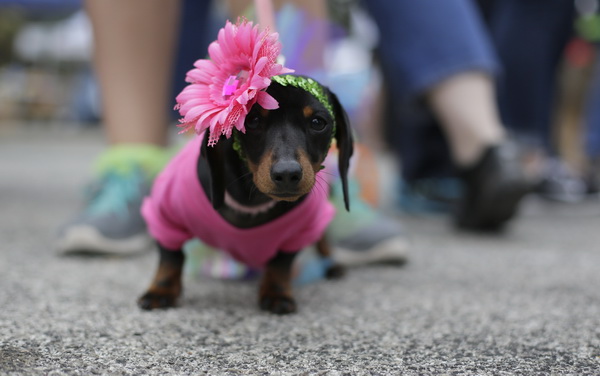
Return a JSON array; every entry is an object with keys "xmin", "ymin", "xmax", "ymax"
[{"xmin": 175, "ymin": 19, "xmax": 293, "ymax": 146}]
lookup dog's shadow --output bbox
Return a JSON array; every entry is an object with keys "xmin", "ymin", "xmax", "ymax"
[
  {"xmin": 178, "ymin": 277, "xmax": 335, "ymax": 315},
  {"xmin": 180, "ymin": 278, "xmax": 259, "ymax": 312}
]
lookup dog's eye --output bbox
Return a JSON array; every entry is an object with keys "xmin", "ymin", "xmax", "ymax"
[
  {"xmin": 246, "ymin": 115, "xmax": 261, "ymax": 130},
  {"xmin": 310, "ymin": 117, "xmax": 327, "ymax": 132}
]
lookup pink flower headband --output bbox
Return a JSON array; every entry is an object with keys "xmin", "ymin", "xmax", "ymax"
[{"xmin": 175, "ymin": 19, "xmax": 294, "ymax": 146}]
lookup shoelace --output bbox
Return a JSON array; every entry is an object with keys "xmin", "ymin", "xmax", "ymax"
[{"xmin": 86, "ymin": 168, "xmax": 146, "ymax": 217}]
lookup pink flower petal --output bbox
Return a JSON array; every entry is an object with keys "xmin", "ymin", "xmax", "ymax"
[
  {"xmin": 174, "ymin": 18, "xmax": 293, "ymax": 146},
  {"xmin": 256, "ymin": 92, "xmax": 279, "ymax": 110},
  {"xmin": 208, "ymin": 42, "xmax": 225, "ymax": 66},
  {"xmin": 186, "ymin": 68, "xmax": 213, "ymax": 84}
]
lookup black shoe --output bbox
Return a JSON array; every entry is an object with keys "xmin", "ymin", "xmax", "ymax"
[{"xmin": 454, "ymin": 142, "xmax": 533, "ymax": 231}]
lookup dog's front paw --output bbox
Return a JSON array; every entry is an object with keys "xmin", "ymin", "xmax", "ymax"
[
  {"xmin": 259, "ymin": 294, "xmax": 297, "ymax": 315},
  {"xmin": 137, "ymin": 291, "xmax": 179, "ymax": 310},
  {"xmin": 325, "ymin": 263, "xmax": 346, "ymax": 279}
]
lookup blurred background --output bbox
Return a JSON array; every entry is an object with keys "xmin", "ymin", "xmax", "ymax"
[
  {"xmin": 2, "ymin": 0, "xmax": 600, "ymax": 207},
  {"xmin": 1, "ymin": 2, "xmax": 599, "ymax": 373},
  {"xmin": 0, "ymin": 0, "xmax": 92, "ymax": 125}
]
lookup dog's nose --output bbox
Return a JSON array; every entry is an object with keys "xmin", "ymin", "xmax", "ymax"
[{"xmin": 271, "ymin": 160, "xmax": 303, "ymax": 190}]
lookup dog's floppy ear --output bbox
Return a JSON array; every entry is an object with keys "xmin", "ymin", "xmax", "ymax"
[
  {"xmin": 201, "ymin": 131, "xmax": 226, "ymax": 210},
  {"xmin": 330, "ymin": 91, "xmax": 354, "ymax": 211}
]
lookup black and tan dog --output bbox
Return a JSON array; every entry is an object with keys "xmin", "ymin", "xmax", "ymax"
[{"xmin": 138, "ymin": 76, "xmax": 353, "ymax": 314}]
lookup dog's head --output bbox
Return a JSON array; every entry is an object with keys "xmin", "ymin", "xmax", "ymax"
[{"xmin": 205, "ymin": 76, "xmax": 353, "ymax": 211}]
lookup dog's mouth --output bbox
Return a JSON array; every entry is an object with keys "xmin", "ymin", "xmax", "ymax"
[{"xmin": 267, "ymin": 192, "xmax": 305, "ymax": 202}]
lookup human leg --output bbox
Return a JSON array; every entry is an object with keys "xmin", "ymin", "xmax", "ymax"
[
  {"xmin": 431, "ymin": 71, "xmax": 532, "ymax": 230},
  {"xmin": 86, "ymin": 0, "xmax": 181, "ymax": 146},
  {"xmin": 488, "ymin": 0, "xmax": 575, "ymax": 151},
  {"xmin": 427, "ymin": 71, "xmax": 505, "ymax": 166},
  {"xmin": 364, "ymin": 0, "xmax": 531, "ymax": 230},
  {"xmin": 584, "ymin": 56, "xmax": 600, "ymax": 193},
  {"xmin": 489, "ymin": 0, "xmax": 590, "ymax": 201},
  {"xmin": 57, "ymin": 0, "xmax": 185, "ymax": 254},
  {"xmin": 365, "ymin": 0, "xmax": 504, "ymax": 165}
]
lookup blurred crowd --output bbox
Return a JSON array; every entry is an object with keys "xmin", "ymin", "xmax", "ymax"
[{"xmin": 1, "ymin": 0, "xmax": 599, "ymax": 265}]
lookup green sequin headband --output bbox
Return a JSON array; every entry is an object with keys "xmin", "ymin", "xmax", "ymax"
[
  {"xmin": 232, "ymin": 74, "xmax": 336, "ymax": 161},
  {"xmin": 271, "ymin": 74, "xmax": 336, "ymax": 133}
]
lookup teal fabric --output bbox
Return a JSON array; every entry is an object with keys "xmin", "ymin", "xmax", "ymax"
[{"xmin": 86, "ymin": 168, "xmax": 146, "ymax": 217}]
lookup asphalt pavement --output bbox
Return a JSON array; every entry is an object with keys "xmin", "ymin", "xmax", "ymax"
[{"xmin": 1, "ymin": 124, "xmax": 599, "ymax": 375}]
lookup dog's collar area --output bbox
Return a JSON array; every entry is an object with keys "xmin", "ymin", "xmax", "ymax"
[{"xmin": 224, "ymin": 191, "xmax": 277, "ymax": 216}]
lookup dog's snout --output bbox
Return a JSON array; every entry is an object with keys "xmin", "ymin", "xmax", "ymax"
[{"xmin": 271, "ymin": 160, "xmax": 303, "ymax": 190}]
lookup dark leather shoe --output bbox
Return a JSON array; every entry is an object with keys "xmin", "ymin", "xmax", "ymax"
[{"xmin": 455, "ymin": 142, "xmax": 533, "ymax": 231}]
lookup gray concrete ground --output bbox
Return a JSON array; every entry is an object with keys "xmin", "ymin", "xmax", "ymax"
[{"xmin": 1, "ymin": 125, "xmax": 599, "ymax": 375}]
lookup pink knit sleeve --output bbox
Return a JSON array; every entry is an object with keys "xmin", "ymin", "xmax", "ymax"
[{"xmin": 141, "ymin": 174, "xmax": 192, "ymax": 251}]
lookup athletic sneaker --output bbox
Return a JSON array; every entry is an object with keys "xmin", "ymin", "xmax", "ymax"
[
  {"xmin": 328, "ymin": 179, "xmax": 409, "ymax": 267},
  {"xmin": 537, "ymin": 157, "xmax": 588, "ymax": 203},
  {"xmin": 56, "ymin": 145, "xmax": 170, "ymax": 255},
  {"xmin": 398, "ymin": 177, "xmax": 462, "ymax": 214}
]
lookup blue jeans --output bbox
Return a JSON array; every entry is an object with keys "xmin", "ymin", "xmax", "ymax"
[
  {"xmin": 489, "ymin": 0, "xmax": 600, "ymax": 159},
  {"xmin": 171, "ymin": 0, "xmax": 217, "ymax": 120},
  {"xmin": 586, "ymin": 58, "xmax": 600, "ymax": 159},
  {"xmin": 364, "ymin": 0, "xmax": 498, "ymax": 99},
  {"xmin": 487, "ymin": 0, "xmax": 575, "ymax": 153},
  {"xmin": 363, "ymin": 0, "xmax": 498, "ymax": 180}
]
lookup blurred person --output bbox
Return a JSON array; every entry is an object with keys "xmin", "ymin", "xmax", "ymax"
[
  {"xmin": 486, "ymin": 0, "xmax": 600, "ymax": 200},
  {"xmin": 363, "ymin": 0, "xmax": 533, "ymax": 231},
  {"xmin": 584, "ymin": 53, "xmax": 600, "ymax": 193},
  {"xmin": 56, "ymin": 0, "xmax": 185, "ymax": 255},
  {"xmin": 56, "ymin": 0, "xmax": 409, "ymax": 272}
]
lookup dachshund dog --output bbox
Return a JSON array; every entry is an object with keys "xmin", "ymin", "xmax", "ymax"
[{"xmin": 137, "ymin": 76, "xmax": 353, "ymax": 314}]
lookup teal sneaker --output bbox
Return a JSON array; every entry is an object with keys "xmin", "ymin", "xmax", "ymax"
[
  {"xmin": 328, "ymin": 179, "xmax": 409, "ymax": 267},
  {"xmin": 398, "ymin": 177, "xmax": 462, "ymax": 214},
  {"xmin": 56, "ymin": 145, "xmax": 170, "ymax": 255}
]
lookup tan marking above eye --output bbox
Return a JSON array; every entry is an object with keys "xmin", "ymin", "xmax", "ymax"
[
  {"xmin": 303, "ymin": 106, "xmax": 314, "ymax": 118},
  {"xmin": 260, "ymin": 108, "xmax": 269, "ymax": 118}
]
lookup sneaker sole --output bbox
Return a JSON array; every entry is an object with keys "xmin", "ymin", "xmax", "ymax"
[
  {"xmin": 57, "ymin": 225, "xmax": 154, "ymax": 256},
  {"xmin": 333, "ymin": 236, "xmax": 409, "ymax": 267}
]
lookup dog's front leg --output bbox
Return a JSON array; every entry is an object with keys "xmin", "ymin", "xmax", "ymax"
[
  {"xmin": 259, "ymin": 251, "xmax": 297, "ymax": 314},
  {"xmin": 137, "ymin": 244, "xmax": 185, "ymax": 310}
]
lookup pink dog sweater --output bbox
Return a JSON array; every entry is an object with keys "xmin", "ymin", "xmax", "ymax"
[{"xmin": 141, "ymin": 135, "xmax": 335, "ymax": 269}]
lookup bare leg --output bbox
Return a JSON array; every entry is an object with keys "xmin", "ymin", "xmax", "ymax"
[
  {"xmin": 427, "ymin": 71, "xmax": 505, "ymax": 167},
  {"xmin": 427, "ymin": 71, "xmax": 534, "ymax": 231},
  {"xmin": 85, "ymin": 0, "xmax": 181, "ymax": 146}
]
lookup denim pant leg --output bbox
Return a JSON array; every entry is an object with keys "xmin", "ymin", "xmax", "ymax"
[
  {"xmin": 363, "ymin": 0, "xmax": 498, "ymax": 181},
  {"xmin": 171, "ymin": 0, "xmax": 215, "ymax": 120},
  {"xmin": 488, "ymin": 0, "xmax": 574, "ymax": 152},
  {"xmin": 585, "ymin": 57, "xmax": 600, "ymax": 159},
  {"xmin": 363, "ymin": 0, "xmax": 498, "ymax": 99}
]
